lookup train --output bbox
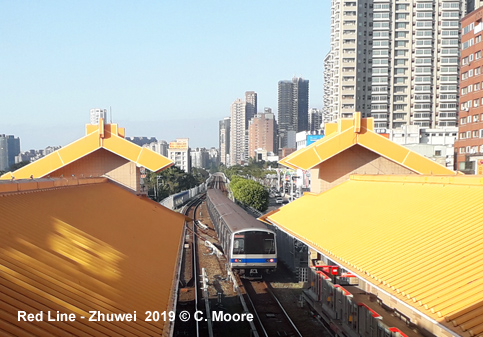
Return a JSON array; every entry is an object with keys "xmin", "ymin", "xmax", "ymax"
[{"xmin": 206, "ymin": 188, "xmax": 277, "ymax": 277}]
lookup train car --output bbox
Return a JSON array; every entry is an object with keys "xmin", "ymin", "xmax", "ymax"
[{"xmin": 206, "ymin": 188, "xmax": 277, "ymax": 277}]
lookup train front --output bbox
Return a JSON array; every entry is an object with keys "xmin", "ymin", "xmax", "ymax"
[{"xmin": 230, "ymin": 229, "xmax": 277, "ymax": 278}]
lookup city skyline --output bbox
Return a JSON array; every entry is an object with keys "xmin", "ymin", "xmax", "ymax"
[{"xmin": 0, "ymin": 2, "xmax": 330, "ymax": 151}]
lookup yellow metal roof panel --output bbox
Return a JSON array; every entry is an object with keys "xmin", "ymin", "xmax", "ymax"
[
  {"xmin": 0, "ymin": 180, "xmax": 186, "ymax": 336},
  {"xmin": 282, "ymin": 132, "xmax": 340, "ymax": 170},
  {"xmin": 1, "ymin": 151, "xmax": 64, "ymax": 180},
  {"xmin": 56, "ymin": 131, "xmax": 100, "ymax": 165},
  {"xmin": 283, "ymin": 146, "xmax": 322, "ymax": 170},
  {"xmin": 137, "ymin": 147, "xmax": 173, "ymax": 173},
  {"xmin": 402, "ymin": 151, "xmax": 453, "ymax": 175},
  {"xmin": 102, "ymin": 131, "xmax": 142, "ymax": 163},
  {"xmin": 266, "ymin": 175, "xmax": 483, "ymax": 336},
  {"xmin": 312, "ymin": 128, "xmax": 357, "ymax": 164},
  {"xmin": 357, "ymin": 131, "xmax": 410, "ymax": 164}
]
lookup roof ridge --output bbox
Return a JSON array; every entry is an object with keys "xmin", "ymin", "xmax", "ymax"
[{"xmin": 0, "ymin": 177, "xmax": 108, "ymax": 195}]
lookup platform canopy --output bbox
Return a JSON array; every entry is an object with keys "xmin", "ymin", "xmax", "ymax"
[
  {"xmin": 0, "ymin": 178, "xmax": 187, "ymax": 336},
  {"xmin": 279, "ymin": 113, "xmax": 455, "ymax": 175},
  {"xmin": 260, "ymin": 174, "xmax": 483, "ymax": 337}
]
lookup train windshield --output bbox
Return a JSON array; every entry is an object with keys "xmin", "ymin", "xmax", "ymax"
[
  {"xmin": 233, "ymin": 231, "xmax": 275, "ymax": 255},
  {"xmin": 233, "ymin": 236, "xmax": 245, "ymax": 254}
]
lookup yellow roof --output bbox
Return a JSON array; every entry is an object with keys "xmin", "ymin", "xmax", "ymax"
[
  {"xmin": 279, "ymin": 113, "xmax": 455, "ymax": 175},
  {"xmin": 260, "ymin": 174, "xmax": 483, "ymax": 337},
  {"xmin": 0, "ymin": 121, "xmax": 173, "ymax": 180},
  {"xmin": 0, "ymin": 178, "xmax": 187, "ymax": 336}
]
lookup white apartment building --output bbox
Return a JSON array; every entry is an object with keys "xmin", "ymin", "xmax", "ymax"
[
  {"xmin": 326, "ymin": 0, "xmax": 466, "ymax": 130},
  {"xmin": 323, "ymin": 52, "xmax": 336, "ymax": 123},
  {"xmin": 388, "ymin": 124, "xmax": 458, "ymax": 168},
  {"xmin": 89, "ymin": 108, "xmax": 107, "ymax": 125},
  {"xmin": 168, "ymin": 138, "xmax": 190, "ymax": 173},
  {"xmin": 230, "ymin": 98, "xmax": 247, "ymax": 165}
]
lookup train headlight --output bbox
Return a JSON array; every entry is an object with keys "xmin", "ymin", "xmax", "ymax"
[{"xmin": 267, "ymin": 258, "xmax": 274, "ymax": 263}]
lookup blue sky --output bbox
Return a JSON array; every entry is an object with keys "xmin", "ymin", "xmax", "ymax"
[{"xmin": 0, "ymin": 1, "xmax": 331, "ymax": 150}]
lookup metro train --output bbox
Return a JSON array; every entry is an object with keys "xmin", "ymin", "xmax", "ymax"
[{"xmin": 206, "ymin": 188, "xmax": 277, "ymax": 277}]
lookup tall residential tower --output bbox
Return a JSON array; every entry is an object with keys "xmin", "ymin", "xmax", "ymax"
[
  {"xmin": 278, "ymin": 77, "xmax": 309, "ymax": 148},
  {"xmin": 219, "ymin": 117, "xmax": 231, "ymax": 166},
  {"xmin": 230, "ymin": 98, "xmax": 247, "ymax": 165},
  {"xmin": 326, "ymin": 0, "xmax": 465, "ymax": 131}
]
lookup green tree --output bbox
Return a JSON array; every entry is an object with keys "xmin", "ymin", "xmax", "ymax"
[
  {"xmin": 230, "ymin": 177, "xmax": 269, "ymax": 212},
  {"xmin": 8, "ymin": 161, "xmax": 30, "ymax": 172},
  {"xmin": 145, "ymin": 166, "xmax": 208, "ymax": 201}
]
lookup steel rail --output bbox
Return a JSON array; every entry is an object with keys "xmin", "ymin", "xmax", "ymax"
[{"xmin": 266, "ymin": 283, "xmax": 303, "ymax": 337}]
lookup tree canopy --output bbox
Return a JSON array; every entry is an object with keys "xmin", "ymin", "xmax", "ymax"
[
  {"xmin": 144, "ymin": 166, "xmax": 208, "ymax": 201},
  {"xmin": 230, "ymin": 176, "xmax": 269, "ymax": 212}
]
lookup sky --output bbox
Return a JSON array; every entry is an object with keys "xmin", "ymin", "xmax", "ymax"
[{"xmin": 0, "ymin": 1, "xmax": 331, "ymax": 150}]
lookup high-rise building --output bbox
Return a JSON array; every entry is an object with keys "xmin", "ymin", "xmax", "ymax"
[
  {"xmin": 308, "ymin": 108, "xmax": 323, "ymax": 131},
  {"xmin": 455, "ymin": 7, "xmax": 483, "ymax": 173},
  {"xmin": 0, "ymin": 135, "xmax": 21, "ymax": 171},
  {"xmin": 323, "ymin": 52, "xmax": 335, "ymax": 123},
  {"xmin": 219, "ymin": 117, "xmax": 230, "ymax": 166},
  {"xmin": 326, "ymin": 0, "xmax": 465, "ymax": 131},
  {"xmin": 467, "ymin": 0, "xmax": 482, "ymax": 12},
  {"xmin": 230, "ymin": 99, "xmax": 247, "ymax": 165},
  {"xmin": 190, "ymin": 148, "xmax": 210, "ymax": 169},
  {"xmin": 248, "ymin": 112, "xmax": 277, "ymax": 159},
  {"xmin": 278, "ymin": 77, "xmax": 309, "ymax": 148},
  {"xmin": 90, "ymin": 108, "xmax": 107, "ymax": 125},
  {"xmin": 245, "ymin": 91, "xmax": 257, "ymax": 128}
]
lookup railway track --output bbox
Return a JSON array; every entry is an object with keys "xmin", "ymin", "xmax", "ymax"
[
  {"xmin": 242, "ymin": 278, "xmax": 303, "ymax": 337},
  {"xmin": 176, "ymin": 174, "xmax": 306, "ymax": 337},
  {"xmin": 174, "ymin": 195, "xmax": 208, "ymax": 337}
]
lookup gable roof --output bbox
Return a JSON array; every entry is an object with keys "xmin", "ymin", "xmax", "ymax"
[
  {"xmin": 260, "ymin": 174, "xmax": 483, "ymax": 337},
  {"xmin": 279, "ymin": 113, "xmax": 455, "ymax": 175},
  {"xmin": 0, "ymin": 120, "xmax": 173, "ymax": 180},
  {"xmin": 0, "ymin": 178, "xmax": 186, "ymax": 336}
]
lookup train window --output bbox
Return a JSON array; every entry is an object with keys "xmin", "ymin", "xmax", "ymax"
[
  {"xmin": 233, "ymin": 237, "xmax": 244, "ymax": 254},
  {"xmin": 243, "ymin": 231, "xmax": 275, "ymax": 254},
  {"xmin": 264, "ymin": 239, "xmax": 275, "ymax": 254}
]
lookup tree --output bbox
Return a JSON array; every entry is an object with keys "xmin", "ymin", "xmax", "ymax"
[
  {"xmin": 8, "ymin": 161, "xmax": 30, "ymax": 172},
  {"xmin": 145, "ymin": 166, "xmax": 208, "ymax": 202},
  {"xmin": 230, "ymin": 177, "xmax": 269, "ymax": 212}
]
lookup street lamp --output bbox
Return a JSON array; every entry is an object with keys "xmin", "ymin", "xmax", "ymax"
[{"xmin": 154, "ymin": 176, "xmax": 162, "ymax": 201}]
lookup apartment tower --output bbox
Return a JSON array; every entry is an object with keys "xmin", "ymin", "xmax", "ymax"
[
  {"xmin": 278, "ymin": 77, "xmax": 309, "ymax": 148},
  {"xmin": 219, "ymin": 117, "xmax": 231, "ymax": 166},
  {"xmin": 326, "ymin": 0, "xmax": 465, "ymax": 131},
  {"xmin": 230, "ymin": 98, "xmax": 247, "ymax": 165},
  {"xmin": 0, "ymin": 135, "xmax": 20, "ymax": 171},
  {"xmin": 245, "ymin": 91, "xmax": 258, "ymax": 128},
  {"xmin": 248, "ymin": 112, "xmax": 277, "ymax": 159},
  {"xmin": 455, "ymin": 6, "xmax": 483, "ymax": 173}
]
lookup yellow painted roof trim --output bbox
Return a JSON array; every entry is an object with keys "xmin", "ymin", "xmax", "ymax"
[
  {"xmin": 258, "ymin": 208, "xmax": 280, "ymax": 225},
  {"xmin": 0, "ymin": 122, "xmax": 173, "ymax": 180},
  {"xmin": 279, "ymin": 114, "xmax": 456, "ymax": 175}
]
